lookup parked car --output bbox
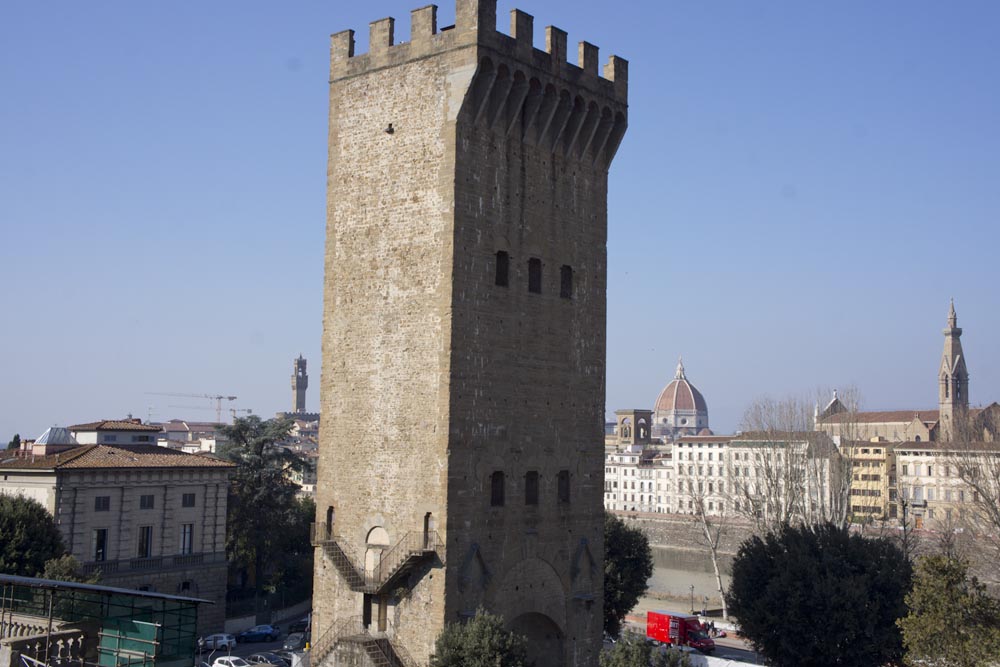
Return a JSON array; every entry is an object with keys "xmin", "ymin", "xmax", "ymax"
[
  {"xmin": 247, "ymin": 653, "xmax": 289, "ymax": 667},
  {"xmin": 238, "ymin": 625, "xmax": 281, "ymax": 643},
  {"xmin": 282, "ymin": 633, "xmax": 307, "ymax": 651},
  {"xmin": 200, "ymin": 634, "xmax": 237, "ymax": 651},
  {"xmin": 287, "ymin": 616, "xmax": 310, "ymax": 635},
  {"xmin": 274, "ymin": 651, "xmax": 298, "ymax": 667},
  {"xmin": 212, "ymin": 658, "xmax": 250, "ymax": 667}
]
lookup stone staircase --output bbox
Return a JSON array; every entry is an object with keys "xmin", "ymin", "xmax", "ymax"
[
  {"xmin": 310, "ymin": 525, "xmax": 441, "ymax": 595},
  {"xmin": 309, "ymin": 616, "xmax": 418, "ymax": 667}
]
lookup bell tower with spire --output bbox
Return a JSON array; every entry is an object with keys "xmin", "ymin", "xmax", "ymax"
[{"xmin": 939, "ymin": 300, "xmax": 969, "ymax": 440}]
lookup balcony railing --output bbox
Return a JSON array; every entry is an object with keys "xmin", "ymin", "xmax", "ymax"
[
  {"xmin": 80, "ymin": 551, "xmax": 226, "ymax": 576},
  {"xmin": 310, "ymin": 523, "xmax": 442, "ymax": 595}
]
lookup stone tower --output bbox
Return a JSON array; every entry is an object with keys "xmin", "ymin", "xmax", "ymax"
[
  {"xmin": 939, "ymin": 300, "xmax": 969, "ymax": 440},
  {"xmin": 292, "ymin": 355, "xmax": 309, "ymax": 413},
  {"xmin": 614, "ymin": 409, "xmax": 653, "ymax": 450},
  {"xmin": 311, "ymin": 1, "xmax": 628, "ymax": 665}
]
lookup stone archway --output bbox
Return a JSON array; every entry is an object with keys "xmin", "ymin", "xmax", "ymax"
[
  {"xmin": 509, "ymin": 612, "xmax": 564, "ymax": 667},
  {"xmin": 365, "ymin": 526, "xmax": 390, "ymax": 577}
]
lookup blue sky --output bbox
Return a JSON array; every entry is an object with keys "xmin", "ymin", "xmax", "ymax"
[{"xmin": 2, "ymin": 1, "xmax": 998, "ymax": 441}]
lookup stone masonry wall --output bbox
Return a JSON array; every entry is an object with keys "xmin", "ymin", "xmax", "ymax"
[
  {"xmin": 314, "ymin": 20, "xmax": 469, "ymax": 663},
  {"xmin": 315, "ymin": 3, "xmax": 628, "ymax": 666}
]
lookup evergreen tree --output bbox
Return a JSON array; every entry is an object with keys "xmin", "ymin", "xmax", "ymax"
[
  {"xmin": 726, "ymin": 523, "xmax": 910, "ymax": 667},
  {"xmin": 43, "ymin": 554, "xmax": 101, "ymax": 584},
  {"xmin": 430, "ymin": 608, "xmax": 531, "ymax": 667},
  {"xmin": 0, "ymin": 495, "xmax": 66, "ymax": 577},
  {"xmin": 899, "ymin": 555, "xmax": 1000, "ymax": 667},
  {"xmin": 600, "ymin": 633, "xmax": 692, "ymax": 667},
  {"xmin": 599, "ymin": 633, "xmax": 650, "ymax": 667},
  {"xmin": 7, "ymin": 433, "xmax": 20, "ymax": 450},
  {"xmin": 604, "ymin": 512, "xmax": 653, "ymax": 637},
  {"xmin": 217, "ymin": 416, "xmax": 300, "ymax": 603}
]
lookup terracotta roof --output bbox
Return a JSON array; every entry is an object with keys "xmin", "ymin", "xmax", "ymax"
[
  {"xmin": 68, "ymin": 419, "xmax": 162, "ymax": 433},
  {"xmin": 654, "ymin": 378, "xmax": 707, "ymax": 413},
  {"xmin": 673, "ymin": 435, "xmax": 734, "ymax": 444},
  {"xmin": 0, "ymin": 445, "xmax": 234, "ymax": 471},
  {"xmin": 892, "ymin": 440, "xmax": 1000, "ymax": 453},
  {"xmin": 733, "ymin": 431, "xmax": 834, "ymax": 444},
  {"xmin": 820, "ymin": 410, "xmax": 940, "ymax": 425},
  {"xmin": 732, "ymin": 431, "xmax": 838, "ymax": 455}
]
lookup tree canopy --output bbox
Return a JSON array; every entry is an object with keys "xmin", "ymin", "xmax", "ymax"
[
  {"xmin": 7, "ymin": 434, "xmax": 20, "ymax": 450},
  {"xmin": 726, "ymin": 522, "xmax": 910, "ymax": 667},
  {"xmin": 604, "ymin": 512, "xmax": 653, "ymax": 637},
  {"xmin": 43, "ymin": 554, "xmax": 100, "ymax": 584},
  {"xmin": 430, "ymin": 608, "xmax": 531, "ymax": 667},
  {"xmin": 600, "ymin": 633, "xmax": 691, "ymax": 667},
  {"xmin": 898, "ymin": 555, "xmax": 1000, "ymax": 667},
  {"xmin": 0, "ymin": 494, "xmax": 66, "ymax": 577},
  {"xmin": 217, "ymin": 416, "xmax": 304, "ymax": 599}
]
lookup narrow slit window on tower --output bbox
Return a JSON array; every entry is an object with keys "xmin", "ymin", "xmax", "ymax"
[
  {"xmin": 490, "ymin": 471, "xmax": 505, "ymax": 507},
  {"xmin": 528, "ymin": 258, "xmax": 542, "ymax": 294},
  {"xmin": 495, "ymin": 251, "xmax": 510, "ymax": 287},
  {"xmin": 525, "ymin": 471, "xmax": 539, "ymax": 506},
  {"xmin": 560, "ymin": 265, "xmax": 573, "ymax": 299},
  {"xmin": 557, "ymin": 470, "xmax": 570, "ymax": 504}
]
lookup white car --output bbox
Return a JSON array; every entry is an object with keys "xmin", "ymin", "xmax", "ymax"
[
  {"xmin": 213, "ymin": 657, "xmax": 251, "ymax": 667},
  {"xmin": 200, "ymin": 634, "xmax": 237, "ymax": 651}
]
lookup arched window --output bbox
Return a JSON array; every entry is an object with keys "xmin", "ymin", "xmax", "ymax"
[
  {"xmin": 524, "ymin": 471, "xmax": 539, "ymax": 506},
  {"xmin": 490, "ymin": 471, "xmax": 505, "ymax": 507},
  {"xmin": 560, "ymin": 265, "xmax": 573, "ymax": 299},
  {"xmin": 528, "ymin": 258, "xmax": 542, "ymax": 293},
  {"xmin": 495, "ymin": 251, "xmax": 509, "ymax": 287},
  {"xmin": 557, "ymin": 470, "xmax": 570, "ymax": 504}
]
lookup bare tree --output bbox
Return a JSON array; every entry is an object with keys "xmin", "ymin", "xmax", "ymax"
[
  {"xmin": 684, "ymin": 480, "xmax": 731, "ymax": 619},
  {"xmin": 812, "ymin": 386, "xmax": 866, "ymax": 528},
  {"xmin": 727, "ymin": 394, "xmax": 850, "ymax": 533},
  {"xmin": 946, "ymin": 407, "xmax": 1000, "ymax": 568}
]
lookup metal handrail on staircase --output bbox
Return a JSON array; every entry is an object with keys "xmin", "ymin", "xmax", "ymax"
[
  {"xmin": 310, "ymin": 525, "xmax": 442, "ymax": 594},
  {"xmin": 310, "ymin": 614, "xmax": 364, "ymax": 665},
  {"xmin": 374, "ymin": 531, "xmax": 442, "ymax": 590}
]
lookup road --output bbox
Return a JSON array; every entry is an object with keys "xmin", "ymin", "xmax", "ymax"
[
  {"xmin": 198, "ymin": 633, "xmax": 306, "ymax": 666},
  {"xmin": 620, "ymin": 622, "xmax": 763, "ymax": 664}
]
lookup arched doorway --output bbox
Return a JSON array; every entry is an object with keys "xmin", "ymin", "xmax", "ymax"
[
  {"xmin": 423, "ymin": 512, "xmax": 435, "ymax": 549},
  {"xmin": 509, "ymin": 613, "xmax": 564, "ymax": 667},
  {"xmin": 364, "ymin": 526, "xmax": 390, "ymax": 578}
]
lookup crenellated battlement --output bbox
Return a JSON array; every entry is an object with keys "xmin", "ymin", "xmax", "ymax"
[{"xmin": 330, "ymin": 0, "xmax": 628, "ymax": 103}]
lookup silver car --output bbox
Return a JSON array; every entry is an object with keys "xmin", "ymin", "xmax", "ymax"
[{"xmin": 200, "ymin": 634, "xmax": 237, "ymax": 651}]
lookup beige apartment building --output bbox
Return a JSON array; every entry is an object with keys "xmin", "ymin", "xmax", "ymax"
[
  {"xmin": 893, "ymin": 440, "xmax": 1000, "ymax": 530},
  {"xmin": 844, "ymin": 440, "xmax": 895, "ymax": 521},
  {"xmin": 672, "ymin": 435, "xmax": 735, "ymax": 516},
  {"xmin": 0, "ymin": 436, "xmax": 234, "ymax": 634}
]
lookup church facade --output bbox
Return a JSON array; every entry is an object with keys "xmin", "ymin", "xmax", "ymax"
[{"xmin": 816, "ymin": 301, "xmax": 987, "ymax": 443}]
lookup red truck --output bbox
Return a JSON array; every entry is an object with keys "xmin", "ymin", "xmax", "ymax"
[{"xmin": 646, "ymin": 610, "xmax": 715, "ymax": 654}]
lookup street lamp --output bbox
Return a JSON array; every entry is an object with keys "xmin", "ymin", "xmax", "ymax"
[{"xmin": 689, "ymin": 585, "xmax": 694, "ymax": 613}]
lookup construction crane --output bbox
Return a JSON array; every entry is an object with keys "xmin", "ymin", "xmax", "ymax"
[
  {"xmin": 230, "ymin": 408, "xmax": 253, "ymax": 420},
  {"xmin": 146, "ymin": 392, "xmax": 238, "ymax": 423}
]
